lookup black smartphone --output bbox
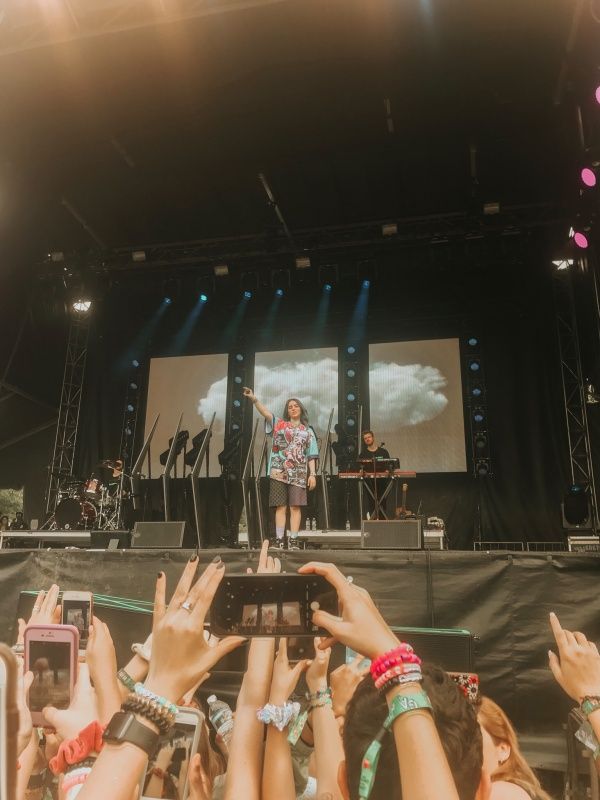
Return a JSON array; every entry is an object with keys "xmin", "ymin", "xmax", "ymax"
[
  {"xmin": 210, "ymin": 574, "xmax": 338, "ymax": 637},
  {"xmin": 61, "ymin": 591, "xmax": 93, "ymax": 647}
]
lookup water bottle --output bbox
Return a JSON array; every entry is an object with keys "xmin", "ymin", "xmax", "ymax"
[
  {"xmin": 207, "ymin": 695, "xmax": 234, "ymax": 745},
  {"xmin": 311, "ymin": 517, "xmax": 317, "ymax": 531},
  {"xmin": 305, "ymin": 516, "xmax": 311, "ymax": 531},
  {"xmin": 345, "ymin": 519, "xmax": 351, "ymax": 531}
]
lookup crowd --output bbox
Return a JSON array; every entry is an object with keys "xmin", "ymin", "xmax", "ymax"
[
  {"xmin": 0, "ymin": 511, "xmax": 28, "ymax": 531},
  {"xmin": 5, "ymin": 540, "xmax": 600, "ymax": 800}
]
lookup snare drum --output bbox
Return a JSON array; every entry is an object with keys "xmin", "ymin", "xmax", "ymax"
[{"xmin": 83, "ymin": 476, "xmax": 103, "ymax": 499}]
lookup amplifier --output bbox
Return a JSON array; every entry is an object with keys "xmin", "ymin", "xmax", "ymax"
[
  {"xmin": 424, "ymin": 530, "xmax": 446, "ymax": 550},
  {"xmin": 361, "ymin": 519, "xmax": 422, "ymax": 549},
  {"xmin": 391, "ymin": 626, "xmax": 474, "ymax": 672},
  {"xmin": 567, "ymin": 535, "xmax": 600, "ymax": 553},
  {"xmin": 131, "ymin": 521, "xmax": 185, "ymax": 549}
]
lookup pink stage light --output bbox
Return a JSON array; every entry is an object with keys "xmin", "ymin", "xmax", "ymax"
[
  {"xmin": 573, "ymin": 231, "xmax": 589, "ymax": 249},
  {"xmin": 581, "ymin": 167, "xmax": 597, "ymax": 187},
  {"xmin": 596, "ymin": 85, "xmax": 600, "ymax": 104}
]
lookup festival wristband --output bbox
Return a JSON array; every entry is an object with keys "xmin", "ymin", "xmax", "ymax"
[
  {"xmin": 257, "ymin": 702, "xmax": 300, "ymax": 732},
  {"xmin": 582, "ymin": 696, "xmax": 600, "ymax": 717},
  {"xmin": 117, "ymin": 668, "xmax": 136, "ymax": 691}
]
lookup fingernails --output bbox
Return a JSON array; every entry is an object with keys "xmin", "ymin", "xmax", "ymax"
[
  {"xmin": 157, "ymin": 572, "xmax": 163, "ymax": 578},
  {"xmin": 212, "ymin": 555, "xmax": 222, "ymax": 564},
  {"xmin": 216, "ymin": 562, "xmax": 225, "ymax": 570},
  {"xmin": 190, "ymin": 554, "xmax": 198, "ymax": 562}
]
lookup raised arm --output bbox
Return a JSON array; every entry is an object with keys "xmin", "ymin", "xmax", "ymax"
[{"xmin": 243, "ymin": 387, "xmax": 273, "ymax": 423}]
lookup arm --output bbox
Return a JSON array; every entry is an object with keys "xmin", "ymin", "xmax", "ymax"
[{"xmin": 243, "ymin": 387, "xmax": 273, "ymax": 423}]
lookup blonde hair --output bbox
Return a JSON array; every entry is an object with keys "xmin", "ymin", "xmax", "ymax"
[{"xmin": 478, "ymin": 696, "xmax": 553, "ymax": 800}]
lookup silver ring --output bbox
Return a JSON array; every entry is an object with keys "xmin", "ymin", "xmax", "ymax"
[
  {"xmin": 32, "ymin": 606, "xmax": 41, "ymax": 613},
  {"xmin": 180, "ymin": 600, "xmax": 194, "ymax": 613}
]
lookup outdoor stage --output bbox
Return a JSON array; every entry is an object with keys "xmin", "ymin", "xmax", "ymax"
[{"xmin": 1, "ymin": 546, "xmax": 598, "ymax": 740}]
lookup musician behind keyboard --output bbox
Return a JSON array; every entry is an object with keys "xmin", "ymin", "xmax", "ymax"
[{"xmin": 359, "ymin": 430, "xmax": 390, "ymax": 461}]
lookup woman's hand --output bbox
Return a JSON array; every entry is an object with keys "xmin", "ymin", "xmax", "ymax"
[
  {"xmin": 16, "ymin": 667, "xmax": 34, "ymax": 757},
  {"xmin": 549, "ymin": 612, "xmax": 600, "ymax": 701},
  {"xmin": 43, "ymin": 663, "xmax": 98, "ymax": 741},
  {"xmin": 243, "ymin": 387, "xmax": 256, "ymax": 402},
  {"xmin": 330, "ymin": 653, "xmax": 370, "ymax": 718},
  {"xmin": 297, "ymin": 562, "xmax": 399, "ymax": 659},
  {"xmin": 86, "ymin": 617, "xmax": 121, "ymax": 723},
  {"xmin": 307, "ymin": 475, "xmax": 317, "ymax": 491},
  {"xmin": 17, "ymin": 584, "xmax": 61, "ymax": 644},
  {"xmin": 188, "ymin": 752, "xmax": 211, "ymax": 800},
  {"xmin": 305, "ymin": 637, "xmax": 330, "ymax": 695},
  {"xmin": 145, "ymin": 555, "xmax": 246, "ymax": 703},
  {"xmin": 269, "ymin": 639, "xmax": 310, "ymax": 705}
]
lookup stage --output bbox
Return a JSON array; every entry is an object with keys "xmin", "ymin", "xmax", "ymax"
[{"xmin": 1, "ymin": 546, "xmax": 598, "ymax": 740}]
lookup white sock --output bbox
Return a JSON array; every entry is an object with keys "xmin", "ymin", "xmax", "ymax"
[
  {"xmin": 289, "ymin": 531, "xmax": 298, "ymax": 540},
  {"xmin": 275, "ymin": 526, "xmax": 285, "ymax": 540}
]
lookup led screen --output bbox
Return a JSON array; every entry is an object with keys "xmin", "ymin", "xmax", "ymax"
[
  {"xmin": 144, "ymin": 353, "xmax": 228, "ymax": 477},
  {"xmin": 368, "ymin": 339, "xmax": 466, "ymax": 473},
  {"xmin": 252, "ymin": 347, "xmax": 338, "ymax": 463}
]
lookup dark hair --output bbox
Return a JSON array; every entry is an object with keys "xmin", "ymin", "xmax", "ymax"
[
  {"xmin": 343, "ymin": 664, "xmax": 483, "ymax": 800},
  {"xmin": 282, "ymin": 397, "xmax": 309, "ymax": 426},
  {"xmin": 362, "ymin": 430, "xmax": 374, "ymax": 438}
]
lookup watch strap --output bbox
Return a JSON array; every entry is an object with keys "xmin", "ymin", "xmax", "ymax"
[{"xmin": 102, "ymin": 711, "xmax": 159, "ymax": 758}]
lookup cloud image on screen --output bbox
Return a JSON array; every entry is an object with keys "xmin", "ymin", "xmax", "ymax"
[
  {"xmin": 369, "ymin": 340, "xmax": 466, "ymax": 473},
  {"xmin": 253, "ymin": 348, "xmax": 338, "ymax": 444},
  {"xmin": 144, "ymin": 353, "xmax": 228, "ymax": 477}
]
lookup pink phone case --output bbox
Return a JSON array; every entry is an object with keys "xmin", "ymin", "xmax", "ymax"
[{"xmin": 24, "ymin": 624, "xmax": 79, "ymax": 727}]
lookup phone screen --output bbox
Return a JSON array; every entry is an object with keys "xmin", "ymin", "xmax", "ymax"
[
  {"xmin": 211, "ymin": 574, "xmax": 338, "ymax": 637},
  {"xmin": 28, "ymin": 641, "xmax": 72, "ymax": 711},
  {"xmin": 62, "ymin": 600, "xmax": 91, "ymax": 642},
  {"xmin": 142, "ymin": 717, "xmax": 200, "ymax": 799}
]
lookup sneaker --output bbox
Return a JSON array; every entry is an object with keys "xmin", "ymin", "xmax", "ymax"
[
  {"xmin": 273, "ymin": 537, "xmax": 286, "ymax": 549},
  {"xmin": 288, "ymin": 537, "xmax": 301, "ymax": 550}
]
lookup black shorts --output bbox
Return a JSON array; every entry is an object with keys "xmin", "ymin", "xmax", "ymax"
[{"xmin": 269, "ymin": 478, "xmax": 308, "ymax": 507}]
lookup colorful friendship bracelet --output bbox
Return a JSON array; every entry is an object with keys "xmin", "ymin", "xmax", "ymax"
[
  {"xmin": 133, "ymin": 683, "xmax": 178, "ymax": 716},
  {"xmin": 582, "ymin": 696, "xmax": 600, "ymax": 717},
  {"xmin": 370, "ymin": 644, "xmax": 421, "ymax": 681},
  {"xmin": 123, "ymin": 694, "xmax": 175, "ymax": 734},
  {"xmin": 375, "ymin": 670, "xmax": 423, "ymax": 693}
]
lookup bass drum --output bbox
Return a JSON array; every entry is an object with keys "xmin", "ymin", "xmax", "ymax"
[{"xmin": 55, "ymin": 498, "xmax": 97, "ymax": 530}]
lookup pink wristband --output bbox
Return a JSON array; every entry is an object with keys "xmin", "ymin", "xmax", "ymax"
[{"xmin": 371, "ymin": 645, "xmax": 421, "ymax": 680}]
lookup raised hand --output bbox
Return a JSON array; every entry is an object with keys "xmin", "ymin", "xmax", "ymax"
[
  {"xmin": 243, "ymin": 387, "xmax": 256, "ymax": 402},
  {"xmin": 549, "ymin": 611, "xmax": 600, "ymax": 702},
  {"xmin": 330, "ymin": 653, "xmax": 370, "ymax": 718},
  {"xmin": 17, "ymin": 584, "xmax": 61, "ymax": 644},
  {"xmin": 86, "ymin": 617, "xmax": 120, "ymax": 723},
  {"xmin": 297, "ymin": 562, "xmax": 399, "ymax": 659},
  {"xmin": 43, "ymin": 663, "xmax": 98, "ymax": 741},
  {"xmin": 145, "ymin": 555, "xmax": 245, "ymax": 703},
  {"xmin": 269, "ymin": 639, "xmax": 310, "ymax": 705},
  {"xmin": 305, "ymin": 637, "xmax": 330, "ymax": 694},
  {"xmin": 16, "ymin": 666, "xmax": 34, "ymax": 757}
]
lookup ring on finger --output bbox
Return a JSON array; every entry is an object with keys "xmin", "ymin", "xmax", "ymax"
[{"xmin": 180, "ymin": 599, "xmax": 194, "ymax": 613}]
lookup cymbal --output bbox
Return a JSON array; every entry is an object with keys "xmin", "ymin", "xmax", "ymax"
[{"xmin": 97, "ymin": 459, "xmax": 119, "ymax": 469}]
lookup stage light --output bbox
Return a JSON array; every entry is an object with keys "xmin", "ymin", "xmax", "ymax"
[
  {"xmin": 72, "ymin": 299, "xmax": 92, "ymax": 314},
  {"xmin": 132, "ymin": 359, "xmax": 140, "ymax": 368},
  {"xmin": 473, "ymin": 407, "xmax": 485, "ymax": 424},
  {"xmin": 347, "ymin": 393, "xmax": 356, "ymax": 402},
  {"xmin": 199, "ymin": 293, "xmax": 208, "ymax": 302},
  {"xmin": 132, "ymin": 250, "xmax": 146, "ymax": 262},
  {"xmin": 573, "ymin": 231, "xmax": 589, "ymax": 249},
  {"xmin": 483, "ymin": 202, "xmax": 500, "ymax": 216},
  {"xmin": 232, "ymin": 422, "xmax": 240, "ymax": 431},
  {"xmin": 214, "ymin": 264, "xmax": 229, "ymax": 277},
  {"xmin": 129, "ymin": 382, "xmax": 138, "ymax": 390},
  {"xmin": 469, "ymin": 359, "xmax": 481, "ymax": 372},
  {"xmin": 346, "ymin": 417, "xmax": 356, "ymax": 427},
  {"xmin": 474, "ymin": 433, "xmax": 487, "ymax": 450},
  {"xmin": 234, "ymin": 376, "xmax": 242, "ymax": 384},
  {"xmin": 471, "ymin": 386, "xmax": 482, "ymax": 398},
  {"xmin": 296, "ymin": 256, "xmax": 311, "ymax": 269},
  {"xmin": 347, "ymin": 346, "xmax": 356, "ymax": 355},
  {"xmin": 244, "ymin": 290, "xmax": 252, "ymax": 299},
  {"xmin": 381, "ymin": 223, "xmax": 398, "ymax": 236},
  {"xmin": 347, "ymin": 368, "xmax": 356, "ymax": 378},
  {"xmin": 552, "ymin": 259, "xmax": 573, "ymax": 271},
  {"xmin": 324, "ymin": 283, "xmax": 332, "ymax": 293},
  {"xmin": 233, "ymin": 399, "xmax": 241, "ymax": 408},
  {"xmin": 475, "ymin": 459, "xmax": 490, "ymax": 476},
  {"xmin": 362, "ymin": 280, "xmax": 370, "ymax": 289},
  {"xmin": 163, "ymin": 296, "xmax": 172, "ymax": 305},
  {"xmin": 581, "ymin": 167, "xmax": 597, "ymax": 188},
  {"xmin": 235, "ymin": 353, "xmax": 244, "ymax": 362},
  {"xmin": 467, "ymin": 337, "xmax": 479, "ymax": 347},
  {"xmin": 127, "ymin": 403, "xmax": 135, "ymax": 412},
  {"xmin": 275, "ymin": 288, "xmax": 284, "ymax": 297},
  {"xmin": 125, "ymin": 426, "xmax": 132, "ymax": 436},
  {"xmin": 563, "ymin": 483, "xmax": 590, "ymax": 526}
]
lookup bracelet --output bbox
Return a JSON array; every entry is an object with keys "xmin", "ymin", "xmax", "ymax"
[
  {"xmin": 376, "ymin": 674, "xmax": 423, "ymax": 695},
  {"xmin": 122, "ymin": 695, "xmax": 175, "ymax": 735},
  {"xmin": 370, "ymin": 645, "xmax": 421, "ymax": 681},
  {"xmin": 61, "ymin": 769, "xmax": 91, "ymax": 794},
  {"xmin": 307, "ymin": 687, "xmax": 332, "ymax": 709},
  {"xmin": 49, "ymin": 721, "xmax": 105, "ymax": 775},
  {"xmin": 133, "ymin": 683, "xmax": 178, "ymax": 716},
  {"xmin": 117, "ymin": 669, "xmax": 136, "ymax": 692},
  {"xmin": 374, "ymin": 667, "xmax": 422, "ymax": 691},
  {"xmin": 64, "ymin": 759, "xmax": 96, "ymax": 776},
  {"xmin": 582, "ymin": 696, "xmax": 600, "ymax": 717},
  {"xmin": 359, "ymin": 690, "xmax": 432, "ymax": 800},
  {"xmin": 131, "ymin": 633, "xmax": 153, "ymax": 662},
  {"xmin": 257, "ymin": 702, "xmax": 300, "ymax": 732},
  {"xmin": 373, "ymin": 664, "xmax": 421, "ymax": 688}
]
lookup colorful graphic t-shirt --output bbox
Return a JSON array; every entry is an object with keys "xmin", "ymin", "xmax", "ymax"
[{"xmin": 266, "ymin": 416, "xmax": 319, "ymax": 488}]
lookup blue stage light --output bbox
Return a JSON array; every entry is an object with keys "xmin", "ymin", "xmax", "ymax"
[
  {"xmin": 163, "ymin": 296, "xmax": 172, "ymax": 305},
  {"xmin": 235, "ymin": 353, "xmax": 244, "ymax": 362},
  {"xmin": 468, "ymin": 337, "xmax": 479, "ymax": 347},
  {"xmin": 347, "ymin": 393, "xmax": 356, "ymax": 402},
  {"xmin": 233, "ymin": 399, "xmax": 241, "ymax": 408},
  {"xmin": 244, "ymin": 290, "xmax": 252, "ymax": 299},
  {"xmin": 362, "ymin": 280, "xmax": 370, "ymax": 289},
  {"xmin": 129, "ymin": 382, "xmax": 138, "ymax": 390},
  {"xmin": 324, "ymin": 283, "xmax": 332, "ymax": 292},
  {"xmin": 347, "ymin": 368, "xmax": 356, "ymax": 378},
  {"xmin": 199, "ymin": 293, "xmax": 208, "ymax": 302},
  {"xmin": 234, "ymin": 376, "xmax": 242, "ymax": 384},
  {"xmin": 132, "ymin": 359, "xmax": 140, "ymax": 368},
  {"xmin": 347, "ymin": 346, "xmax": 356, "ymax": 355},
  {"xmin": 275, "ymin": 288, "xmax": 284, "ymax": 297},
  {"xmin": 127, "ymin": 404, "xmax": 135, "ymax": 412},
  {"xmin": 469, "ymin": 360, "xmax": 480, "ymax": 372},
  {"xmin": 471, "ymin": 386, "xmax": 482, "ymax": 397}
]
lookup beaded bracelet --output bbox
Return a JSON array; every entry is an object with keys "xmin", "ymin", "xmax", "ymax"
[
  {"xmin": 133, "ymin": 683, "xmax": 178, "ymax": 716},
  {"xmin": 374, "ymin": 666, "xmax": 422, "ymax": 691},
  {"xmin": 117, "ymin": 669, "xmax": 136, "ymax": 692},
  {"xmin": 306, "ymin": 687, "xmax": 332, "ymax": 705},
  {"xmin": 376, "ymin": 673, "xmax": 423, "ymax": 695},
  {"xmin": 123, "ymin": 695, "xmax": 175, "ymax": 734},
  {"xmin": 370, "ymin": 645, "xmax": 421, "ymax": 682}
]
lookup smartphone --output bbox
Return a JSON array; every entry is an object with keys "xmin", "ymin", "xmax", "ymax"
[
  {"xmin": 24, "ymin": 624, "xmax": 79, "ymax": 727},
  {"xmin": 61, "ymin": 591, "xmax": 93, "ymax": 646},
  {"xmin": 0, "ymin": 644, "xmax": 19, "ymax": 800},
  {"xmin": 140, "ymin": 706, "xmax": 203, "ymax": 800},
  {"xmin": 210, "ymin": 574, "xmax": 338, "ymax": 637},
  {"xmin": 345, "ymin": 647, "xmax": 371, "ymax": 671}
]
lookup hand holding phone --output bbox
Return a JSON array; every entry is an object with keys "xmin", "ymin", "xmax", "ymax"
[
  {"xmin": 140, "ymin": 707, "xmax": 203, "ymax": 800},
  {"xmin": 24, "ymin": 624, "xmax": 79, "ymax": 727},
  {"xmin": 61, "ymin": 591, "xmax": 93, "ymax": 646}
]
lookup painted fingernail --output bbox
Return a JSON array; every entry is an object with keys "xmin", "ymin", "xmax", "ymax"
[
  {"xmin": 190, "ymin": 554, "xmax": 198, "ymax": 562},
  {"xmin": 157, "ymin": 572, "xmax": 163, "ymax": 578},
  {"xmin": 212, "ymin": 555, "xmax": 222, "ymax": 564},
  {"xmin": 216, "ymin": 562, "xmax": 225, "ymax": 570}
]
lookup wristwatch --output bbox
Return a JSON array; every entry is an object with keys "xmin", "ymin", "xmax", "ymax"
[{"xmin": 102, "ymin": 711, "xmax": 160, "ymax": 757}]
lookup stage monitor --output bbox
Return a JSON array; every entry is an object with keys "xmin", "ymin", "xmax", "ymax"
[
  {"xmin": 144, "ymin": 353, "xmax": 228, "ymax": 477},
  {"xmin": 252, "ymin": 347, "xmax": 338, "ymax": 467},
  {"xmin": 368, "ymin": 339, "xmax": 466, "ymax": 473}
]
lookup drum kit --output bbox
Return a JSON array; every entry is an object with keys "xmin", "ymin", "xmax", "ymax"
[{"xmin": 52, "ymin": 459, "xmax": 129, "ymax": 530}]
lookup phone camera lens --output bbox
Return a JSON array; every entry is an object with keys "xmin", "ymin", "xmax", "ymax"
[{"xmin": 310, "ymin": 601, "xmax": 320, "ymax": 611}]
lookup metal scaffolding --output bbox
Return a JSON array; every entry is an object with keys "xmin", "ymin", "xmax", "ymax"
[
  {"xmin": 44, "ymin": 315, "xmax": 91, "ymax": 520},
  {"xmin": 553, "ymin": 264, "xmax": 598, "ymax": 530}
]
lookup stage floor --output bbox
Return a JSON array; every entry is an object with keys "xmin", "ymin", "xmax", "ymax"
[{"xmin": 2, "ymin": 547, "xmax": 599, "ymax": 735}]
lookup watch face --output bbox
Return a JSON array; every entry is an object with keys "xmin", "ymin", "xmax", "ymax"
[{"xmin": 104, "ymin": 711, "xmax": 132, "ymax": 739}]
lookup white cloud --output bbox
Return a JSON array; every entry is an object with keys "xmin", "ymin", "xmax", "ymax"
[
  {"xmin": 369, "ymin": 362, "xmax": 448, "ymax": 426},
  {"xmin": 197, "ymin": 376, "xmax": 227, "ymax": 433}
]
